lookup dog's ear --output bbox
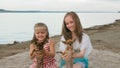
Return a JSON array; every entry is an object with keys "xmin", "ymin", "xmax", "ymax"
[
  {"xmin": 72, "ymin": 39, "xmax": 76, "ymax": 42},
  {"xmin": 62, "ymin": 41, "xmax": 66, "ymax": 44}
]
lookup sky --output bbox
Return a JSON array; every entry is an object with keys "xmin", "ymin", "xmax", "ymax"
[{"xmin": 0, "ymin": 0, "xmax": 120, "ymax": 12}]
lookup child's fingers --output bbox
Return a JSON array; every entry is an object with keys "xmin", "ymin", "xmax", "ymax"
[
  {"xmin": 62, "ymin": 54, "xmax": 72, "ymax": 61},
  {"xmin": 50, "ymin": 39, "xmax": 55, "ymax": 45}
]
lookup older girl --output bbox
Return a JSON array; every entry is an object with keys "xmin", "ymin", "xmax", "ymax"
[{"xmin": 59, "ymin": 11, "xmax": 93, "ymax": 68}]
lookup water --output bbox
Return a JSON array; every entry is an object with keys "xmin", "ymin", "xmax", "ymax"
[{"xmin": 0, "ymin": 13, "xmax": 120, "ymax": 44}]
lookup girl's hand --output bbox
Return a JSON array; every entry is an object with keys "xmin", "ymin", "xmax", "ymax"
[
  {"xmin": 72, "ymin": 53, "xmax": 77, "ymax": 58},
  {"xmin": 30, "ymin": 49, "xmax": 35, "ymax": 56},
  {"xmin": 49, "ymin": 39, "xmax": 55, "ymax": 46},
  {"xmin": 44, "ymin": 39, "xmax": 55, "ymax": 57},
  {"xmin": 62, "ymin": 51, "xmax": 72, "ymax": 61}
]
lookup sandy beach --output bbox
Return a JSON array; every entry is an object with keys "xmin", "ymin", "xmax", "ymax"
[{"xmin": 0, "ymin": 19, "xmax": 120, "ymax": 68}]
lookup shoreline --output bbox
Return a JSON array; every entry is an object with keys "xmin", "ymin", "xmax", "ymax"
[
  {"xmin": 0, "ymin": 19, "xmax": 120, "ymax": 59},
  {"xmin": 0, "ymin": 19, "xmax": 120, "ymax": 68},
  {"xmin": 0, "ymin": 19, "xmax": 119, "ymax": 45}
]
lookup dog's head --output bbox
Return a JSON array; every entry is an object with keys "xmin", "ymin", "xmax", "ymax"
[
  {"xmin": 30, "ymin": 41, "xmax": 44, "ymax": 56},
  {"xmin": 62, "ymin": 39, "xmax": 75, "ymax": 50},
  {"xmin": 35, "ymin": 41, "xmax": 44, "ymax": 52}
]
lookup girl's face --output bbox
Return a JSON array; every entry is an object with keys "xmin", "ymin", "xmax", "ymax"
[
  {"xmin": 65, "ymin": 15, "xmax": 76, "ymax": 32},
  {"xmin": 34, "ymin": 26, "xmax": 47, "ymax": 42}
]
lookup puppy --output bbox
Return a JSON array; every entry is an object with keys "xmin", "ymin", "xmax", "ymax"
[
  {"xmin": 58, "ymin": 39, "xmax": 76, "ymax": 68},
  {"xmin": 31, "ymin": 41, "xmax": 45, "ymax": 68},
  {"xmin": 57, "ymin": 39, "xmax": 75, "ymax": 56}
]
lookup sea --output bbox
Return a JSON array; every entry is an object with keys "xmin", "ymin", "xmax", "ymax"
[{"xmin": 0, "ymin": 12, "xmax": 120, "ymax": 44}]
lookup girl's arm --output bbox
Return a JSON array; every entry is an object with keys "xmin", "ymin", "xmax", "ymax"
[
  {"xmin": 73, "ymin": 33, "xmax": 92, "ymax": 58},
  {"xmin": 45, "ymin": 39, "xmax": 55, "ymax": 57},
  {"xmin": 29, "ymin": 44, "xmax": 36, "ymax": 60},
  {"xmin": 73, "ymin": 48, "xmax": 86, "ymax": 58}
]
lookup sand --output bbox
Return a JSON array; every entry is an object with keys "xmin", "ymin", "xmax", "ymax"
[{"xmin": 0, "ymin": 20, "xmax": 120, "ymax": 68}]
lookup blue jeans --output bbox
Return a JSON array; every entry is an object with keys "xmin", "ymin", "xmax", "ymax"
[{"xmin": 60, "ymin": 58, "xmax": 88, "ymax": 68}]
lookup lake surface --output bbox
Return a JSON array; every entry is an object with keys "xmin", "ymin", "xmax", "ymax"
[{"xmin": 0, "ymin": 13, "xmax": 120, "ymax": 44}]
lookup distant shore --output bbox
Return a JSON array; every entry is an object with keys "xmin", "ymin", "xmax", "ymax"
[
  {"xmin": 0, "ymin": 9, "xmax": 118, "ymax": 13},
  {"xmin": 0, "ymin": 19, "xmax": 120, "ymax": 68}
]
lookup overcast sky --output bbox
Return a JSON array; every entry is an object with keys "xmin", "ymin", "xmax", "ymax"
[{"xmin": 0, "ymin": 0, "xmax": 120, "ymax": 12}]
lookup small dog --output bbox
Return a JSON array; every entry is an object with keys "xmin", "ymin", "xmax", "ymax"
[
  {"xmin": 57, "ymin": 39, "xmax": 75, "ymax": 56},
  {"xmin": 57, "ymin": 39, "xmax": 75, "ymax": 68},
  {"xmin": 31, "ymin": 41, "xmax": 45, "ymax": 68}
]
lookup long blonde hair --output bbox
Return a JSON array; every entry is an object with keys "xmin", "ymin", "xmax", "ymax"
[{"xmin": 62, "ymin": 11, "xmax": 83, "ymax": 43}]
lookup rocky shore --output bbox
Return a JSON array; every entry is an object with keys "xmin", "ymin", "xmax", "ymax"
[{"xmin": 0, "ymin": 20, "xmax": 120, "ymax": 68}]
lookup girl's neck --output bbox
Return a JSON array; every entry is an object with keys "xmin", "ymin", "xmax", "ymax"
[{"xmin": 72, "ymin": 32, "xmax": 77, "ymax": 40}]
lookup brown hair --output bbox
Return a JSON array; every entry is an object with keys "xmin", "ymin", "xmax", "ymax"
[
  {"xmin": 31, "ymin": 23, "xmax": 49, "ymax": 44},
  {"xmin": 62, "ymin": 11, "xmax": 83, "ymax": 43}
]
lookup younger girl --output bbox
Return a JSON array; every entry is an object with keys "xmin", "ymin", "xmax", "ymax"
[{"xmin": 29, "ymin": 23, "xmax": 57, "ymax": 68}]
